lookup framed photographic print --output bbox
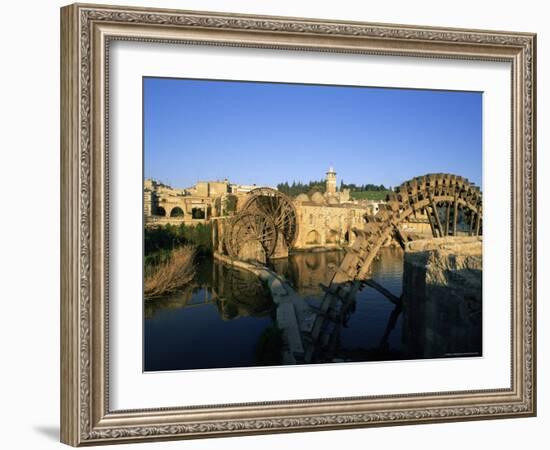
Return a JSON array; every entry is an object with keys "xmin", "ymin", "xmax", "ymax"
[{"xmin": 60, "ymin": 3, "xmax": 537, "ymax": 446}]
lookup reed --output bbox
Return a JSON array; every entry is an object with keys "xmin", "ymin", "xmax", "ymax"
[{"xmin": 144, "ymin": 245, "xmax": 196, "ymax": 298}]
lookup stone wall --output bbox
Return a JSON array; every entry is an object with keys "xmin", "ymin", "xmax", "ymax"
[
  {"xmin": 144, "ymin": 178, "xmax": 219, "ymax": 226},
  {"xmin": 401, "ymin": 236, "xmax": 482, "ymax": 359},
  {"xmin": 293, "ymin": 203, "xmax": 368, "ymax": 249}
]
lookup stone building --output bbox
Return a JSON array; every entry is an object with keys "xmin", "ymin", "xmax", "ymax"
[
  {"xmin": 145, "ymin": 168, "xmax": 378, "ymax": 251},
  {"xmin": 144, "ymin": 178, "xmax": 223, "ymax": 226},
  {"xmin": 144, "ymin": 178, "xmax": 274, "ymax": 227},
  {"xmin": 289, "ymin": 167, "xmax": 374, "ymax": 249},
  {"xmin": 144, "ymin": 167, "xmax": 435, "ymax": 251},
  {"xmin": 292, "ymin": 194, "xmax": 369, "ymax": 249}
]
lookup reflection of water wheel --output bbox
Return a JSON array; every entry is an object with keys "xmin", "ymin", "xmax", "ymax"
[
  {"xmin": 242, "ymin": 188, "xmax": 298, "ymax": 248},
  {"xmin": 228, "ymin": 269, "xmax": 267, "ymax": 307},
  {"xmin": 215, "ymin": 268, "xmax": 273, "ymax": 318},
  {"xmin": 224, "ymin": 211, "xmax": 277, "ymax": 259}
]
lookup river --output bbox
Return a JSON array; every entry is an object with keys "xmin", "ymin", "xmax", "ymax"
[{"xmin": 144, "ymin": 248, "xmax": 408, "ymax": 371}]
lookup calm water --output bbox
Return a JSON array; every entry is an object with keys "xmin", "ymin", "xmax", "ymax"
[
  {"xmin": 144, "ymin": 257, "xmax": 274, "ymax": 371},
  {"xmin": 144, "ymin": 247, "xmax": 481, "ymax": 371},
  {"xmin": 269, "ymin": 249, "xmax": 406, "ymax": 361}
]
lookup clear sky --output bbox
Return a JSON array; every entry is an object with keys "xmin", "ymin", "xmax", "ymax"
[{"xmin": 143, "ymin": 77, "xmax": 482, "ymax": 189}]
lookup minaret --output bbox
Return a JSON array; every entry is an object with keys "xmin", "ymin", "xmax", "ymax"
[{"xmin": 326, "ymin": 166, "xmax": 337, "ymax": 195}]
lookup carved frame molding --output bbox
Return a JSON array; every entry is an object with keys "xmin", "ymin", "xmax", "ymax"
[{"xmin": 60, "ymin": 3, "xmax": 536, "ymax": 446}]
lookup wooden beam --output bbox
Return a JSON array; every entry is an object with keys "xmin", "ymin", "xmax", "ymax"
[
  {"xmin": 425, "ymin": 207, "xmax": 438, "ymax": 238},
  {"xmin": 362, "ymin": 279, "xmax": 401, "ymax": 305},
  {"xmin": 445, "ymin": 203, "xmax": 451, "ymax": 236},
  {"xmin": 392, "ymin": 225, "xmax": 407, "ymax": 250},
  {"xmin": 430, "ymin": 198, "xmax": 444, "ymax": 237},
  {"xmin": 378, "ymin": 303, "xmax": 403, "ymax": 347},
  {"xmin": 452, "ymin": 195, "xmax": 459, "ymax": 236},
  {"xmin": 306, "ymin": 280, "xmax": 360, "ymax": 363}
]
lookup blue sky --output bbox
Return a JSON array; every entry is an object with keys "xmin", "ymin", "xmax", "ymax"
[{"xmin": 143, "ymin": 77, "xmax": 482, "ymax": 189}]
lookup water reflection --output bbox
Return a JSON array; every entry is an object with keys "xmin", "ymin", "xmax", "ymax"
[
  {"xmin": 269, "ymin": 251, "xmax": 345, "ymax": 298},
  {"xmin": 329, "ymin": 248, "xmax": 406, "ymax": 361},
  {"xmin": 144, "ymin": 246, "xmax": 481, "ymax": 371},
  {"xmin": 145, "ymin": 258, "xmax": 272, "ymax": 321},
  {"xmin": 214, "ymin": 264, "xmax": 273, "ymax": 319},
  {"xmin": 144, "ymin": 257, "xmax": 274, "ymax": 371}
]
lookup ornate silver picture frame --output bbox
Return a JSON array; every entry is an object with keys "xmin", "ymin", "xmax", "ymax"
[{"xmin": 60, "ymin": 3, "xmax": 536, "ymax": 446}]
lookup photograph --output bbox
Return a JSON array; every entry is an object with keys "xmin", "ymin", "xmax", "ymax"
[{"xmin": 142, "ymin": 77, "xmax": 483, "ymax": 372}]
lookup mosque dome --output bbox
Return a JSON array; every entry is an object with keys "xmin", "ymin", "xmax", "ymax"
[
  {"xmin": 311, "ymin": 191, "xmax": 326, "ymax": 205},
  {"xmin": 295, "ymin": 193, "xmax": 310, "ymax": 203}
]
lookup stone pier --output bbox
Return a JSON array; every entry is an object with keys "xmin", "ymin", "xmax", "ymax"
[{"xmin": 401, "ymin": 236, "xmax": 483, "ymax": 358}]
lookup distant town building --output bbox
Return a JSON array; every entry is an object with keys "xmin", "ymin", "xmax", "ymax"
[
  {"xmin": 144, "ymin": 178, "xmax": 216, "ymax": 224},
  {"xmin": 143, "ymin": 167, "xmax": 433, "ymax": 249},
  {"xmin": 143, "ymin": 178, "xmax": 275, "ymax": 226}
]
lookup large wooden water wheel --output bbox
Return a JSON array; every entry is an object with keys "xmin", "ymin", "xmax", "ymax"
[
  {"xmin": 306, "ymin": 173, "xmax": 484, "ymax": 363},
  {"xmin": 241, "ymin": 187, "xmax": 298, "ymax": 248},
  {"xmin": 330, "ymin": 173, "xmax": 483, "ymax": 284},
  {"xmin": 224, "ymin": 211, "xmax": 277, "ymax": 260}
]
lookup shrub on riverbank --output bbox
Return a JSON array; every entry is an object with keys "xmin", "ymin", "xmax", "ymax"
[
  {"xmin": 144, "ymin": 245, "xmax": 196, "ymax": 299},
  {"xmin": 145, "ymin": 223, "xmax": 212, "ymax": 265}
]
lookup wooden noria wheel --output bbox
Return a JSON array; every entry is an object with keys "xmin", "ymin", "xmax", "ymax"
[
  {"xmin": 242, "ymin": 187, "xmax": 298, "ymax": 248},
  {"xmin": 224, "ymin": 211, "xmax": 278, "ymax": 259}
]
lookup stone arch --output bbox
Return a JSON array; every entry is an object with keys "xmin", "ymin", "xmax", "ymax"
[
  {"xmin": 170, "ymin": 206, "xmax": 184, "ymax": 217},
  {"xmin": 156, "ymin": 206, "xmax": 166, "ymax": 216},
  {"xmin": 306, "ymin": 230, "xmax": 321, "ymax": 245},
  {"xmin": 344, "ymin": 229, "xmax": 356, "ymax": 244},
  {"xmin": 191, "ymin": 207, "xmax": 206, "ymax": 219},
  {"xmin": 326, "ymin": 229, "xmax": 339, "ymax": 244}
]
